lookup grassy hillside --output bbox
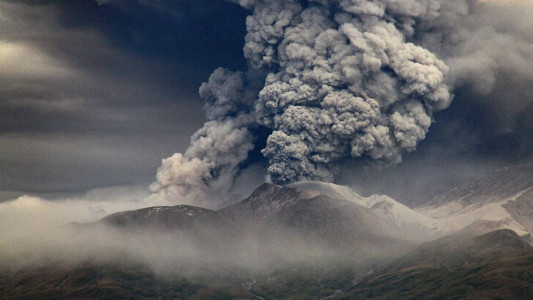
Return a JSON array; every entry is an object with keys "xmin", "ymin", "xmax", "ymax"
[{"xmin": 335, "ymin": 252, "xmax": 533, "ymax": 300}]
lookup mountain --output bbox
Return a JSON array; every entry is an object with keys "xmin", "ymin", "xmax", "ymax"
[
  {"xmin": 216, "ymin": 181, "xmax": 452, "ymax": 260},
  {"xmin": 102, "ymin": 205, "xmax": 230, "ymax": 230},
  {"xmin": 264, "ymin": 195, "xmax": 414, "ymax": 258},
  {"xmin": 92, "ymin": 182, "xmax": 424, "ymax": 259},
  {"xmin": 100, "ymin": 205, "xmax": 242, "ymax": 251},
  {"xmin": 424, "ymin": 165, "xmax": 533, "ymax": 209},
  {"xmin": 100, "ymin": 204, "xmax": 239, "ymax": 238},
  {"xmin": 85, "ymin": 174, "xmax": 533, "ymax": 259},
  {"xmin": 416, "ymin": 165, "xmax": 533, "ymax": 238},
  {"xmin": 218, "ymin": 183, "xmax": 301, "ymax": 223},
  {"xmin": 221, "ymin": 182, "xmax": 441, "ymax": 243},
  {"xmin": 3, "ymin": 179, "xmax": 533, "ymax": 299},
  {"xmin": 288, "ymin": 182, "xmax": 442, "ymax": 242}
]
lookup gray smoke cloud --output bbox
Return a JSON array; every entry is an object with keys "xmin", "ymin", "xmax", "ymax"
[
  {"xmin": 150, "ymin": 68, "xmax": 264, "ymax": 205},
  {"xmin": 152, "ymin": 0, "xmax": 533, "ymax": 205}
]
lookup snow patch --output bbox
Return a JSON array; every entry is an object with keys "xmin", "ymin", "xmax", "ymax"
[
  {"xmin": 290, "ymin": 181, "xmax": 532, "ymax": 240},
  {"xmin": 417, "ymin": 187, "xmax": 533, "ymax": 237},
  {"xmin": 289, "ymin": 181, "xmax": 442, "ymax": 241}
]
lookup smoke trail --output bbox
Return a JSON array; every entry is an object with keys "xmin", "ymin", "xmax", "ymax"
[
  {"xmin": 152, "ymin": 0, "xmax": 533, "ymax": 204},
  {"xmin": 150, "ymin": 68, "xmax": 263, "ymax": 205}
]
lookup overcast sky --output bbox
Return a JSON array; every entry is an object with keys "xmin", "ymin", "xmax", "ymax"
[
  {"xmin": 0, "ymin": 0, "xmax": 249, "ymax": 200},
  {"xmin": 1, "ymin": 0, "xmax": 532, "ymax": 203}
]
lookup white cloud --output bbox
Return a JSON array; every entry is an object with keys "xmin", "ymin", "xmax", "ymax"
[{"xmin": 0, "ymin": 185, "xmax": 169, "ymax": 240}]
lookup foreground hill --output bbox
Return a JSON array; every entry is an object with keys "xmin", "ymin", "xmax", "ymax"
[
  {"xmin": 335, "ymin": 252, "xmax": 533, "ymax": 300},
  {"xmin": 333, "ymin": 229, "xmax": 533, "ymax": 300},
  {"xmin": 1, "ymin": 230, "xmax": 531, "ymax": 299},
  {"xmin": 382, "ymin": 229, "xmax": 532, "ymax": 273}
]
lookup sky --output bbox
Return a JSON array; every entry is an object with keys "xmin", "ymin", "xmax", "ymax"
[
  {"xmin": 1, "ymin": 0, "xmax": 533, "ymax": 205},
  {"xmin": 0, "ymin": 0, "xmax": 249, "ymax": 200}
]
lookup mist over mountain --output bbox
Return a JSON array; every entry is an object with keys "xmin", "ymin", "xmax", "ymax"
[{"xmin": 2, "ymin": 168, "xmax": 533, "ymax": 298}]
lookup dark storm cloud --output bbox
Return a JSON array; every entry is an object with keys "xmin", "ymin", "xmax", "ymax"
[{"xmin": 0, "ymin": 0, "xmax": 249, "ymax": 198}]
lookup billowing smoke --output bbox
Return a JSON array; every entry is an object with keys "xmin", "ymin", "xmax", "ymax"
[
  {"xmin": 150, "ymin": 68, "xmax": 263, "ymax": 205},
  {"xmin": 152, "ymin": 0, "xmax": 533, "ymax": 205},
  {"xmin": 415, "ymin": 0, "xmax": 533, "ymax": 132}
]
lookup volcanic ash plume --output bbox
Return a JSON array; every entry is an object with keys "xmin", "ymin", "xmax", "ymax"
[
  {"xmin": 150, "ymin": 68, "xmax": 261, "ymax": 205},
  {"xmin": 153, "ymin": 0, "xmax": 458, "ymax": 204}
]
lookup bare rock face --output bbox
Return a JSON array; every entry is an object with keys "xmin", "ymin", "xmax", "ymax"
[
  {"xmin": 218, "ymin": 183, "xmax": 301, "ymax": 223},
  {"xmin": 424, "ymin": 165, "xmax": 533, "ymax": 209},
  {"xmin": 96, "ymin": 182, "xmax": 425, "ymax": 259},
  {"xmin": 417, "ymin": 165, "xmax": 533, "ymax": 240},
  {"xmin": 102, "ymin": 205, "xmax": 222, "ymax": 230},
  {"xmin": 503, "ymin": 188, "xmax": 533, "ymax": 235}
]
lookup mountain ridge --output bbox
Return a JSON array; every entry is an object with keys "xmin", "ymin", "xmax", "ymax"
[
  {"xmin": 3, "ymin": 172, "xmax": 533, "ymax": 299},
  {"xmin": 416, "ymin": 164, "xmax": 533, "ymax": 238}
]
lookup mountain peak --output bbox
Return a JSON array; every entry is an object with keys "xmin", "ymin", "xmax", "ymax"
[
  {"xmin": 218, "ymin": 183, "xmax": 301, "ymax": 222},
  {"xmin": 247, "ymin": 182, "xmax": 281, "ymax": 198},
  {"xmin": 100, "ymin": 204, "xmax": 222, "ymax": 230},
  {"xmin": 287, "ymin": 181, "xmax": 366, "ymax": 203}
]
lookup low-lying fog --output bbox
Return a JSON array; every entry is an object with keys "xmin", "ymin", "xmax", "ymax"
[{"xmin": 0, "ymin": 184, "xmax": 404, "ymax": 278}]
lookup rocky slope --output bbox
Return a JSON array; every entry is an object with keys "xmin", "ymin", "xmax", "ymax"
[
  {"xmin": 424, "ymin": 165, "xmax": 533, "ymax": 209},
  {"xmin": 94, "ymin": 182, "xmax": 423, "ymax": 259},
  {"xmin": 382, "ymin": 229, "xmax": 532, "ymax": 272},
  {"xmin": 334, "ymin": 229, "xmax": 533, "ymax": 300},
  {"xmin": 288, "ymin": 182, "xmax": 442, "ymax": 241},
  {"xmin": 416, "ymin": 165, "xmax": 533, "ymax": 238}
]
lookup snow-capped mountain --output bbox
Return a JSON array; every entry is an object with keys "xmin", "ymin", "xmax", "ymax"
[
  {"xmin": 416, "ymin": 165, "xmax": 533, "ymax": 238},
  {"xmin": 217, "ymin": 181, "xmax": 442, "ymax": 245},
  {"xmin": 93, "ymin": 165, "xmax": 533, "ymax": 253},
  {"xmin": 288, "ymin": 182, "xmax": 442, "ymax": 242},
  {"xmin": 89, "ymin": 181, "xmax": 436, "ymax": 259}
]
